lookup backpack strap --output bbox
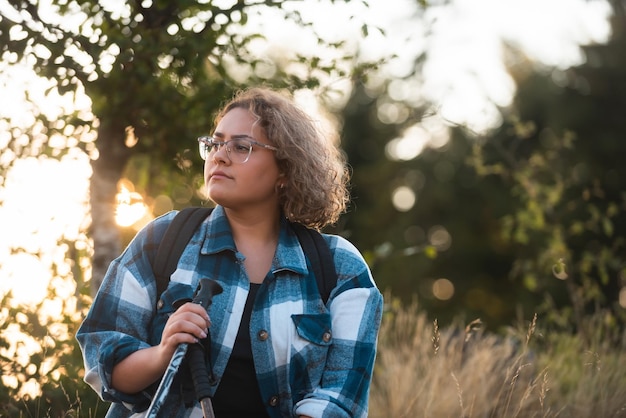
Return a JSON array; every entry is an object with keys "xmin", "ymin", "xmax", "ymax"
[
  {"xmin": 153, "ymin": 207, "xmax": 337, "ymax": 306},
  {"xmin": 153, "ymin": 207, "xmax": 214, "ymax": 301},
  {"xmin": 291, "ymin": 223, "xmax": 338, "ymax": 305}
]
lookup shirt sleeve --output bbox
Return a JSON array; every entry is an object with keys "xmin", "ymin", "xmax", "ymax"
[
  {"xmin": 76, "ymin": 212, "xmax": 175, "ymax": 411},
  {"xmin": 294, "ymin": 236, "xmax": 384, "ymax": 418}
]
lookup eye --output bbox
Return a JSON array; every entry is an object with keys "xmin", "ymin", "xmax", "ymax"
[
  {"xmin": 232, "ymin": 139, "xmax": 252, "ymax": 154},
  {"xmin": 207, "ymin": 139, "xmax": 223, "ymax": 152}
]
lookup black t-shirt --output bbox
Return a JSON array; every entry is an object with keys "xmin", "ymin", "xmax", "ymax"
[{"xmin": 212, "ymin": 283, "xmax": 270, "ymax": 418}]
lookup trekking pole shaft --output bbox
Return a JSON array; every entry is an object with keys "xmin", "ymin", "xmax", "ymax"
[{"xmin": 200, "ymin": 397, "xmax": 216, "ymax": 418}]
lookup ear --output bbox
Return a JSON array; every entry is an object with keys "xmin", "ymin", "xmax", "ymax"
[{"xmin": 276, "ymin": 173, "xmax": 287, "ymax": 190}]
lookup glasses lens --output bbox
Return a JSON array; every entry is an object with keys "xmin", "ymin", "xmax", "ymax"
[
  {"xmin": 197, "ymin": 137, "xmax": 254, "ymax": 163},
  {"xmin": 198, "ymin": 138, "xmax": 211, "ymax": 160},
  {"xmin": 228, "ymin": 138, "xmax": 253, "ymax": 164}
]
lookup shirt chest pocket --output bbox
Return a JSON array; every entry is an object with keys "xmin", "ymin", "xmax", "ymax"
[
  {"xmin": 291, "ymin": 313, "xmax": 333, "ymax": 346},
  {"xmin": 288, "ymin": 313, "xmax": 332, "ymax": 390}
]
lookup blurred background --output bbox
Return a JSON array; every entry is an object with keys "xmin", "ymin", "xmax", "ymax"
[{"xmin": 1, "ymin": 0, "xmax": 625, "ymax": 414}]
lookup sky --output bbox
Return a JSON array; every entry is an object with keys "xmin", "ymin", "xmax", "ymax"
[
  {"xmin": 0, "ymin": 0, "xmax": 614, "ymax": 306},
  {"xmin": 243, "ymin": 0, "xmax": 611, "ymax": 131}
]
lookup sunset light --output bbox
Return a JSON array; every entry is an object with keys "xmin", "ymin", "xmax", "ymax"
[
  {"xmin": 115, "ymin": 181, "xmax": 148, "ymax": 228},
  {"xmin": 0, "ymin": 154, "xmax": 90, "ymax": 306}
]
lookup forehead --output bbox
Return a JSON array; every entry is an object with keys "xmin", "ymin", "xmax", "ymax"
[{"xmin": 214, "ymin": 107, "xmax": 265, "ymax": 138}]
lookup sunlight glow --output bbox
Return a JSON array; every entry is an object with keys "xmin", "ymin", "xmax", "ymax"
[
  {"xmin": 1, "ymin": 254, "xmax": 50, "ymax": 305},
  {"xmin": 115, "ymin": 182, "xmax": 148, "ymax": 227},
  {"xmin": 386, "ymin": 126, "xmax": 430, "ymax": 161},
  {"xmin": 386, "ymin": 117, "xmax": 451, "ymax": 161},
  {"xmin": 362, "ymin": 0, "xmax": 612, "ymax": 134},
  {"xmin": 0, "ymin": 321, "xmax": 43, "ymax": 398},
  {"xmin": 0, "ymin": 155, "xmax": 91, "ymax": 306}
]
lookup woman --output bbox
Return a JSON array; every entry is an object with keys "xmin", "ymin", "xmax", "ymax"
[{"xmin": 77, "ymin": 87, "xmax": 383, "ymax": 417}]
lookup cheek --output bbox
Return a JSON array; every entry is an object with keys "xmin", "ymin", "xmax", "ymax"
[
  {"xmin": 203, "ymin": 159, "xmax": 212, "ymax": 180},
  {"xmin": 254, "ymin": 163, "xmax": 281, "ymax": 183}
]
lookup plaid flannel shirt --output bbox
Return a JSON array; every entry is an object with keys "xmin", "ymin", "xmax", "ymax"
[{"xmin": 77, "ymin": 205, "xmax": 383, "ymax": 418}]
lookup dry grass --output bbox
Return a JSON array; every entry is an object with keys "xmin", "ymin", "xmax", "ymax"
[{"xmin": 369, "ymin": 300, "xmax": 626, "ymax": 418}]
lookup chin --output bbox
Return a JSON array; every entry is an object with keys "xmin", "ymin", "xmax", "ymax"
[{"xmin": 207, "ymin": 191, "xmax": 229, "ymax": 207}]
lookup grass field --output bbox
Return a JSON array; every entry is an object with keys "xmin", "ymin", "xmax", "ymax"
[{"xmin": 369, "ymin": 298, "xmax": 626, "ymax": 418}]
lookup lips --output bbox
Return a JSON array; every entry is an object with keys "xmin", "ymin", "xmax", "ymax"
[{"xmin": 209, "ymin": 170, "xmax": 231, "ymax": 180}]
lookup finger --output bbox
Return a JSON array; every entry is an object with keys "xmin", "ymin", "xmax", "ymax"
[
  {"xmin": 166, "ymin": 315, "xmax": 208, "ymax": 338},
  {"xmin": 161, "ymin": 330, "xmax": 201, "ymax": 351},
  {"xmin": 176, "ymin": 303, "xmax": 211, "ymax": 326},
  {"xmin": 171, "ymin": 310, "xmax": 210, "ymax": 332}
]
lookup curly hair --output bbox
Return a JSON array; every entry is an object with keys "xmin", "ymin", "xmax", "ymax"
[{"xmin": 213, "ymin": 87, "xmax": 350, "ymax": 230}]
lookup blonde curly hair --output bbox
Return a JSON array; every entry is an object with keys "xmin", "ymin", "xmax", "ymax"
[{"xmin": 213, "ymin": 87, "xmax": 350, "ymax": 230}]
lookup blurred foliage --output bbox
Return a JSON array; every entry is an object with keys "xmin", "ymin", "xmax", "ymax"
[
  {"xmin": 465, "ymin": 7, "xmax": 626, "ymax": 332},
  {"xmin": 338, "ymin": 79, "xmax": 534, "ymax": 329},
  {"xmin": 337, "ymin": 3, "xmax": 626, "ymax": 331},
  {"xmin": 469, "ymin": 115, "xmax": 625, "ymax": 334},
  {"xmin": 0, "ymin": 282, "xmax": 104, "ymax": 417}
]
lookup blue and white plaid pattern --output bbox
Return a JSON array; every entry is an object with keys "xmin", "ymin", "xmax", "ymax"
[{"xmin": 77, "ymin": 205, "xmax": 383, "ymax": 418}]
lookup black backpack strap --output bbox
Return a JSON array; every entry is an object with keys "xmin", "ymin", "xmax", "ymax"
[
  {"xmin": 153, "ymin": 207, "xmax": 214, "ymax": 301},
  {"xmin": 291, "ymin": 223, "xmax": 338, "ymax": 305}
]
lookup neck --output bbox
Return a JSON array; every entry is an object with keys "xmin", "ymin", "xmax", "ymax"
[
  {"xmin": 224, "ymin": 208, "xmax": 281, "ymax": 284},
  {"xmin": 225, "ymin": 207, "xmax": 280, "ymax": 242}
]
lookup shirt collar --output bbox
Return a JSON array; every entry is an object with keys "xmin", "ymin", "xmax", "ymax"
[
  {"xmin": 274, "ymin": 217, "xmax": 308, "ymax": 276},
  {"xmin": 200, "ymin": 205, "xmax": 308, "ymax": 277},
  {"xmin": 200, "ymin": 205, "xmax": 236, "ymax": 254}
]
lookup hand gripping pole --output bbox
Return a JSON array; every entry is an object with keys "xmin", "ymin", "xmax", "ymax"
[{"xmin": 146, "ymin": 278, "xmax": 223, "ymax": 417}]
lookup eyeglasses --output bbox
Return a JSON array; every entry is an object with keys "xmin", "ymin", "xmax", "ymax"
[{"xmin": 197, "ymin": 135, "xmax": 278, "ymax": 164}]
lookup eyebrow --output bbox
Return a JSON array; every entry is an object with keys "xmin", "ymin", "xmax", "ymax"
[{"xmin": 212, "ymin": 132, "xmax": 255, "ymax": 141}]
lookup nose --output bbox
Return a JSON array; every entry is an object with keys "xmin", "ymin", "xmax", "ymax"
[{"xmin": 212, "ymin": 142, "xmax": 230, "ymax": 164}]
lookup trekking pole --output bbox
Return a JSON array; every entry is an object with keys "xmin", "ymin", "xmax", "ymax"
[
  {"xmin": 146, "ymin": 278, "xmax": 223, "ymax": 418},
  {"xmin": 187, "ymin": 341, "xmax": 216, "ymax": 418}
]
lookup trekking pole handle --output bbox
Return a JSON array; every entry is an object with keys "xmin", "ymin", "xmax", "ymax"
[{"xmin": 192, "ymin": 278, "xmax": 223, "ymax": 309}]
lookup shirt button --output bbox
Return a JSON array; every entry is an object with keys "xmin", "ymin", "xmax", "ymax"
[
  {"xmin": 157, "ymin": 299, "xmax": 164, "ymax": 309},
  {"xmin": 258, "ymin": 330, "xmax": 269, "ymax": 341},
  {"xmin": 323, "ymin": 331, "xmax": 332, "ymax": 342},
  {"xmin": 268, "ymin": 395, "xmax": 279, "ymax": 406}
]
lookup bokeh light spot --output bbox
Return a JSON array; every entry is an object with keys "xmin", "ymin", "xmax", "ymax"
[
  {"xmin": 432, "ymin": 278, "xmax": 455, "ymax": 301},
  {"xmin": 391, "ymin": 186, "xmax": 416, "ymax": 212},
  {"xmin": 428, "ymin": 225, "xmax": 452, "ymax": 251}
]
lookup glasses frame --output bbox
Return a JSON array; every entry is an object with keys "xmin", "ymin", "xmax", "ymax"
[{"xmin": 197, "ymin": 135, "xmax": 278, "ymax": 164}]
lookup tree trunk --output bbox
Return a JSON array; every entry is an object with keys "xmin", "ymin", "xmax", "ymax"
[{"xmin": 89, "ymin": 123, "xmax": 132, "ymax": 296}]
